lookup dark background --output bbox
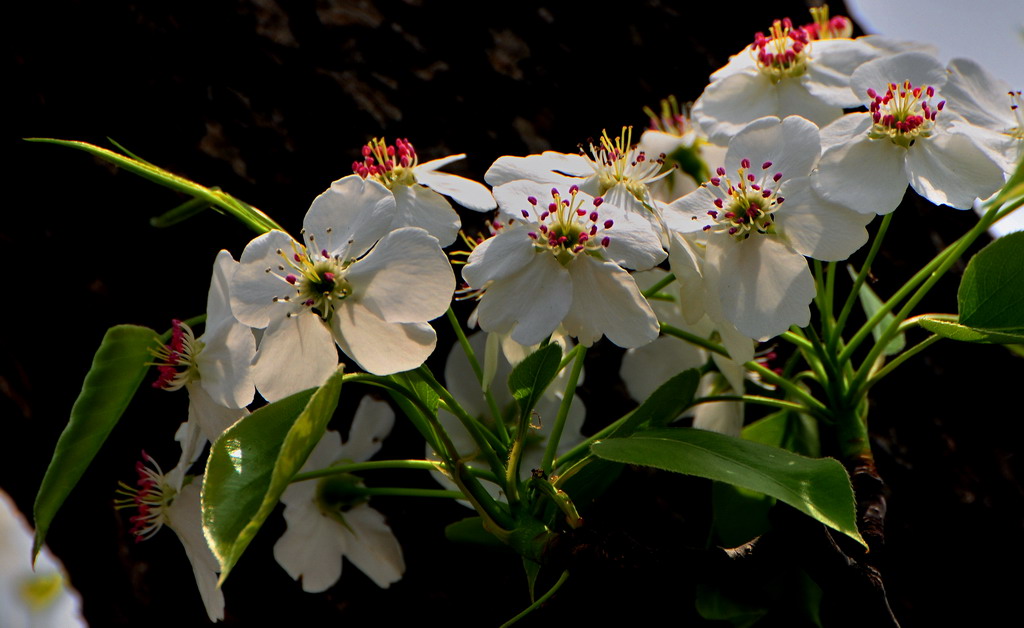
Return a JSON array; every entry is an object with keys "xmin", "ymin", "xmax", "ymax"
[{"xmin": 7, "ymin": 1, "xmax": 1022, "ymax": 625}]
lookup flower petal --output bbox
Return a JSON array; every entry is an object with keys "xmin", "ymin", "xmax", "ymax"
[
  {"xmin": 253, "ymin": 312, "xmax": 338, "ymax": 402},
  {"xmin": 341, "ymin": 397, "xmax": 396, "ymax": 463},
  {"xmin": 474, "ymin": 253, "xmax": 573, "ymax": 347},
  {"xmin": 232, "ymin": 230, "xmax": 300, "ymax": 328},
  {"xmin": 332, "ymin": 303, "xmax": 437, "ymax": 375},
  {"xmin": 304, "ymin": 176, "xmax": 396, "ymax": 259},
  {"xmin": 775, "ymin": 178, "xmax": 872, "ymax": 261},
  {"xmin": 725, "ymin": 116, "xmax": 822, "ymax": 180},
  {"xmin": 335, "ymin": 505, "xmax": 405, "ymax": 589},
  {"xmin": 563, "ymin": 255, "xmax": 659, "ymax": 348},
  {"xmin": 346, "ymin": 227, "xmax": 454, "ymax": 324},
  {"xmin": 693, "ymin": 72, "xmax": 780, "ymax": 145},
  {"xmin": 905, "ymin": 131, "xmax": 1006, "ymax": 209},
  {"xmin": 815, "ymin": 130, "xmax": 909, "ymax": 215},
  {"xmin": 415, "ymin": 170, "xmax": 496, "ymax": 212},
  {"xmin": 273, "ymin": 494, "xmax": 347, "ymax": 593},
  {"xmin": 462, "ymin": 227, "xmax": 538, "ymax": 287},
  {"xmin": 389, "ymin": 184, "xmax": 461, "ymax": 247},
  {"xmin": 706, "ymin": 236, "xmax": 814, "ymax": 341},
  {"xmin": 485, "ymin": 152, "xmax": 591, "ymax": 187},
  {"xmin": 164, "ymin": 480, "xmax": 225, "ymax": 622}
]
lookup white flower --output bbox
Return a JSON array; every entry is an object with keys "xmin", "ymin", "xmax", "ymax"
[
  {"xmin": 664, "ymin": 116, "xmax": 872, "ymax": 341},
  {"xmin": 692, "ymin": 14, "xmax": 917, "ymax": 145},
  {"xmin": 0, "ymin": 489, "xmax": 85, "ymax": 628},
  {"xmin": 273, "ymin": 397, "xmax": 404, "ymax": 593},
  {"xmin": 942, "ymin": 57, "xmax": 1023, "ymax": 174},
  {"xmin": 151, "ymin": 250, "xmax": 255, "ymax": 449},
  {"xmin": 814, "ymin": 51, "xmax": 1008, "ymax": 214},
  {"xmin": 428, "ymin": 331, "xmax": 586, "ymax": 504},
  {"xmin": 231, "ymin": 176, "xmax": 455, "ymax": 399},
  {"xmin": 351, "ymin": 137, "xmax": 496, "ymax": 246},
  {"xmin": 115, "ymin": 450, "xmax": 224, "ymax": 622},
  {"xmin": 485, "ymin": 128, "xmax": 673, "ymax": 259},
  {"xmin": 638, "ymin": 96, "xmax": 728, "ymax": 203},
  {"xmin": 463, "ymin": 182, "xmax": 660, "ymax": 348}
]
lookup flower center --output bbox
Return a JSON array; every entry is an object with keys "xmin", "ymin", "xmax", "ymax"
[
  {"xmin": 151, "ymin": 320, "xmax": 203, "ymax": 391},
  {"xmin": 269, "ymin": 237, "xmax": 354, "ymax": 322},
  {"xmin": 114, "ymin": 451, "xmax": 177, "ymax": 542},
  {"xmin": 316, "ymin": 469, "xmax": 370, "ymax": 518},
  {"xmin": 803, "ymin": 5, "xmax": 852, "ymax": 40},
  {"xmin": 702, "ymin": 159, "xmax": 786, "ymax": 240},
  {"xmin": 584, "ymin": 127, "xmax": 669, "ymax": 202},
  {"xmin": 866, "ymin": 80, "xmax": 943, "ymax": 148},
  {"xmin": 752, "ymin": 18, "xmax": 810, "ymax": 83},
  {"xmin": 521, "ymin": 185, "xmax": 612, "ymax": 266},
  {"xmin": 1008, "ymin": 90, "xmax": 1024, "ymax": 141},
  {"xmin": 352, "ymin": 137, "xmax": 418, "ymax": 189}
]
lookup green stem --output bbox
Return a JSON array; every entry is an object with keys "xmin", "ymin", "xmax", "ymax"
[
  {"xmin": 747, "ymin": 361, "xmax": 830, "ymax": 421},
  {"xmin": 660, "ymin": 323, "xmax": 729, "ymax": 357},
  {"xmin": 642, "ymin": 272, "xmax": 676, "ymax": 298},
  {"xmin": 541, "ymin": 345, "xmax": 587, "ymax": 475},
  {"xmin": 832, "ymin": 212, "xmax": 893, "ymax": 354},
  {"xmin": 841, "ymin": 206, "xmax": 996, "ymax": 366},
  {"xmin": 291, "ymin": 459, "xmax": 441, "ymax": 482},
  {"xmin": 446, "ymin": 308, "xmax": 508, "ymax": 443},
  {"xmin": 847, "ymin": 203, "xmax": 1003, "ymax": 396},
  {"xmin": 416, "ymin": 366, "xmax": 508, "ymax": 484},
  {"xmin": 692, "ymin": 395, "xmax": 809, "ymax": 413},
  {"xmin": 864, "ymin": 334, "xmax": 941, "ymax": 391},
  {"xmin": 343, "ymin": 487, "xmax": 464, "ymax": 499},
  {"xmin": 499, "ymin": 571, "xmax": 570, "ymax": 628}
]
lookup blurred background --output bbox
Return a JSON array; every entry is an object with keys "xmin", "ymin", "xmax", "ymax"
[{"xmin": 7, "ymin": 1, "xmax": 1023, "ymax": 625}]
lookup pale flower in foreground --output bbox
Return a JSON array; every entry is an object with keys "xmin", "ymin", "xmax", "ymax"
[
  {"xmin": 231, "ymin": 176, "xmax": 454, "ymax": 399},
  {"xmin": 0, "ymin": 489, "xmax": 85, "ymax": 628},
  {"xmin": 814, "ymin": 52, "xmax": 1007, "ymax": 215},
  {"xmin": 664, "ymin": 116, "xmax": 871, "ymax": 341},
  {"xmin": 463, "ymin": 182, "xmax": 659, "ymax": 348},
  {"xmin": 115, "ymin": 447, "xmax": 224, "ymax": 622},
  {"xmin": 274, "ymin": 397, "xmax": 404, "ymax": 593},
  {"xmin": 350, "ymin": 137, "xmax": 496, "ymax": 246}
]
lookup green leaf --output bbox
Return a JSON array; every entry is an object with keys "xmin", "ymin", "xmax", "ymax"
[
  {"xmin": 958, "ymin": 231, "xmax": 1024, "ymax": 333},
  {"xmin": 848, "ymin": 265, "xmax": 905, "ymax": 356},
  {"xmin": 591, "ymin": 428, "xmax": 866, "ymax": 548},
  {"xmin": 508, "ymin": 343, "xmax": 563, "ymax": 420},
  {"xmin": 611, "ymin": 368, "xmax": 700, "ymax": 436},
  {"xmin": 919, "ymin": 317, "xmax": 1024, "ymax": 344},
  {"xmin": 33, "ymin": 325, "xmax": 158, "ymax": 559},
  {"xmin": 743, "ymin": 410, "xmax": 820, "ymax": 458},
  {"xmin": 203, "ymin": 368, "xmax": 345, "ymax": 582}
]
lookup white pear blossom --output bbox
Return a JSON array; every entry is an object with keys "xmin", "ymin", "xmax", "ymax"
[
  {"xmin": 638, "ymin": 96, "xmax": 728, "ymax": 203},
  {"xmin": 273, "ymin": 397, "xmax": 404, "ymax": 593},
  {"xmin": 231, "ymin": 177, "xmax": 455, "ymax": 400},
  {"xmin": 814, "ymin": 52, "xmax": 1008, "ymax": 215},
  {"xmin": 0, "ymin": 489, "xmax": 85, "ymax": 628},
  {"xmin": 350, "ymin": 137, "xmax": 496, "ymax": 246},
  {"xmin": 942, "ymin": 57, "xmax": 1023, "ymax": 174},
  {"xmin": 115, "ymin": 448, "xmax": 224, "ymax": 622},
  {"xmin": 664, "ymin": 116, "xmax": 872, "ymax": 342},
  {"xmin": 485, "ymin": 127, "xmax": 674, "ymax": 256},
  {"xmin": 463, "ymin": 182, "xmax": 660, "ymax": 348},
  {"xmin": 151, "ymin": 250, "xmax": 255, "ymax": 449},
  {"xmin": 692, "ymin": 12, "xmax": 920, "ymax": 146}
]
